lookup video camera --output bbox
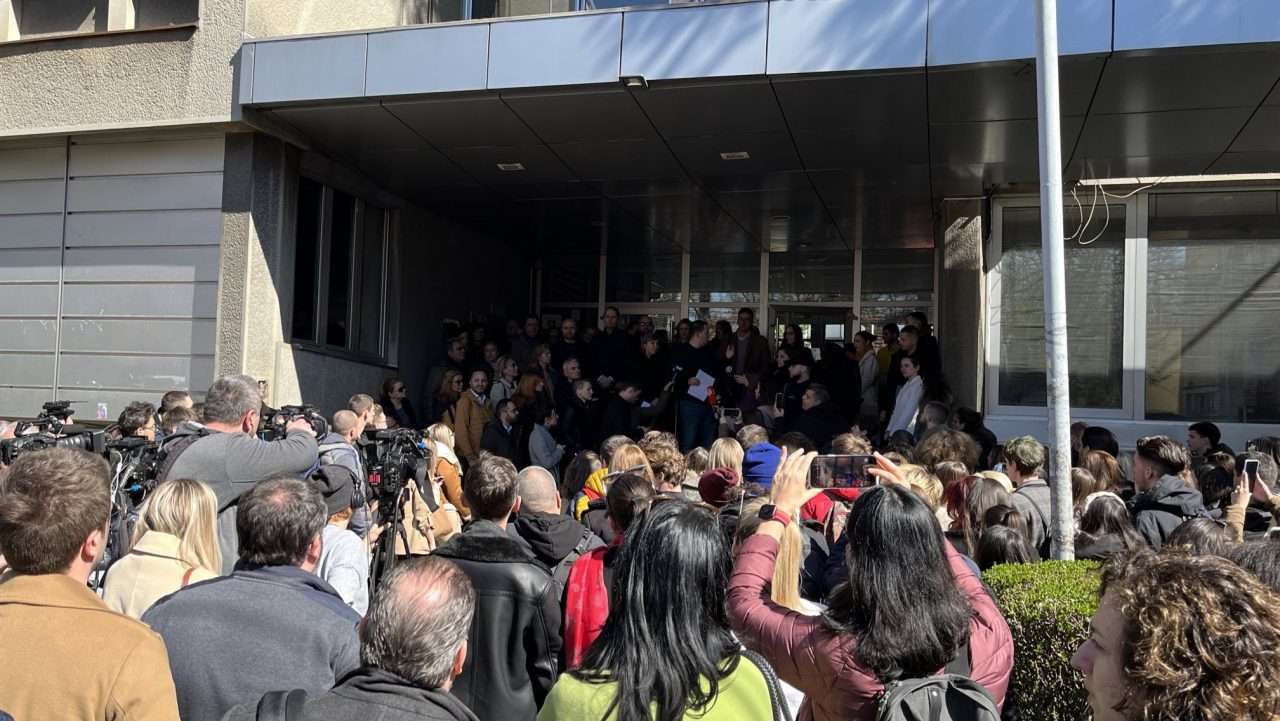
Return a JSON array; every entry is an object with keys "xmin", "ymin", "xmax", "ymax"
[
  {"xmin": 104, "ymin": 436, "xmax": 162, "ymax": 505},
  {"xmin": 362, "ymin": 428, "xmax": 430, "ymax": 521},
  {"xmin": 259, "ymin": 404, "xmax": 330, "ymax": 440},
  {"xmin": 0, "ymin": 401, "xmax": 106, "ymax": 465}
]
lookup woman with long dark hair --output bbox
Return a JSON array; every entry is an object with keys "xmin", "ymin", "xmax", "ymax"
[
  {"xmin": 780, "ymin": 324, "xmax": 805, "ymax": 355},
  {"xmin": 729, "ymin": 452, "xmax": 1013, "ymax": 721},
  {"xmin": 1074, "ymin": 492, "xmax": 1144, "ymax": 561},
  {"xmin": 559, "ymin": 473, "xmax": 654, "ymax": 670},
  {"xmin": 545, "ymin": 498, "xmax": 780, "ymax": 721}
]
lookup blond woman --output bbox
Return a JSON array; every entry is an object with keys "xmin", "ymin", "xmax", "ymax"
[{"xmin": 103, "ymin": 478, "xmax": 221, "ymax": 618}]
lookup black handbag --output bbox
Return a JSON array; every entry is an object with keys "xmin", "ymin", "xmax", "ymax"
[{"xmin": 741, "ymin": 647, "xmax": 795, "ymax": 721}]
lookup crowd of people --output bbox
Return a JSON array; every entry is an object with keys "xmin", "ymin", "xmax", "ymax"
[{"xmin": 3, "ymin": 309, "xmax": 1280, "ymax": 721}]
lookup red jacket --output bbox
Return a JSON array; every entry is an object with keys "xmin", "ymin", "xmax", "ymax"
[
  {"xmin": 727, "ymin": 534, "xmax": 1014, "ymax": 721},
  {"xmin": 800, "ymin": 488, "xmax": 863, "ymax": 526}
]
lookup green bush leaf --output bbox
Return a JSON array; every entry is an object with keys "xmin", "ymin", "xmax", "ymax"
[{"xmin": 983, "ymin": 560, "xmax": 1101, "ymax": 721}]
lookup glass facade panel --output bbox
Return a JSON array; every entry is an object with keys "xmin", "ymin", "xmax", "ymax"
[
  {"xmin": 325, "ymin": 190, "xmax": 356, "ymax": 347},
  {"xmin": 769, "ymin": 249, "xmax": 854, "ymax": 303},
  {"xmin": 1145, "ymin": 191, "xmax": 1280, "ymax": 422},
  {"xmin": 291, "ymin": 178, "xmax": 322, "ymax": 343},
  {"xmin": 606, "ymin": 253, "xmax": 681, "ymax": 303},
  {"xmin": 690, "ymin": 252, "xmax": 760, "ymax": 304},
  {"xmin": 543, "ymin": 253, "xmax": 599, "ymax": 304},
  {"xmin": 998, "ymin": 205, "xmax": 1125, "ymax": 409},
  {"xmin": 861, "ymin": 249, "xmax": 933, "ymax": 304},
  {"xmin": 356, "ymin": 207, "xmax": 387, "ymax": 357}
]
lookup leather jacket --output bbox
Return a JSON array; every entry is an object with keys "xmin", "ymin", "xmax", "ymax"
[{"xmin": 433, "ymin": 520, "xmax": 562, "ymax": 721}]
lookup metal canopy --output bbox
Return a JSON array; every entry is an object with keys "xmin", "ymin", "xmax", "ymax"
[{"xmin": 247, "ymin": 20, "xmax": 1280, "ymax": 256}]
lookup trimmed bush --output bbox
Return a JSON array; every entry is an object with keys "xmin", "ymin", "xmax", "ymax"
[{"xmin": 983, "ymin": 560, "xmax": 1101, "ymax": 721}]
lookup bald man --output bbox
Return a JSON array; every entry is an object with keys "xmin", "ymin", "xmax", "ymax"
[
  {"xmin": 512, "ymin": 467, "xmax": 603, "ymax": 592},
  {"xmin": 319, "ymin": 409, "xmax": 370, "ymax": 536},
  {"xmin": 223, "ymin": 556, "xmax": 478, "ymax": 721}
]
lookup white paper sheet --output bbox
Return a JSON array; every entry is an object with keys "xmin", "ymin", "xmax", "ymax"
[{"xmin": 687, "ymin": 370, "xmax": 715, "ymax": 401}]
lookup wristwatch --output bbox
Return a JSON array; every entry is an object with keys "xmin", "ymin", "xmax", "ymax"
[{"xmin": 757, "ymin": 503, "xmax": 792, "ymax": 527}]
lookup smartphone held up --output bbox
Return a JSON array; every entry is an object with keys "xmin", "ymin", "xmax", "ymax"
[{"xmin": 810, "ymin": 454, "xmax": 877, "ymax": 489}]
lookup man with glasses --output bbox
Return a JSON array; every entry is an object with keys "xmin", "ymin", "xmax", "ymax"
[{"xmin": 158, "ymin": 374, "xmax": 319, "ymax": 573}]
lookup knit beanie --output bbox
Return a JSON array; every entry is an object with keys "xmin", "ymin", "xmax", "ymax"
[
  {"xmin": 742, "ymin": 443, "xmax": 782, "ymax": 489},
  {"xmin": 698, "ymin": 467, "xmax": 741, "ymax": 508}
]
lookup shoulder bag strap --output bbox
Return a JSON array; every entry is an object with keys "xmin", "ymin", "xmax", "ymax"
[
  {"xmin": 740, "ymin": 648, "xmax": 794, "ymax": 721},
  {"xmin": 255, "ymin": 688, "xmax": 307, "ymax": 721},
  {"xmin": 181, "ymin": 567, "xmax": 196, "ymax": 588},
  {"xmin": 943, "ymin": 640, "xmax": 972, "ymax": 677}
]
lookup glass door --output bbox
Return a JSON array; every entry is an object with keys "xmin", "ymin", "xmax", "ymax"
[
  {"xmin": 616, "ymin": 304, "xmax": 680, "ymax": 338},
  {"xmin": 769, "ymin": 305, "xmax": 855, "ymax": 357}
]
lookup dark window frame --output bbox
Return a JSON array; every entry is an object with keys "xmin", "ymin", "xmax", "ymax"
[{"xmin": 290, "ymin": 176, "xmax": 396, "ymax": 366}]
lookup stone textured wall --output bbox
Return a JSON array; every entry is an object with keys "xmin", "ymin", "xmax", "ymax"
[
  {"xmin": 937, "ymin": 198, "xmax": 986, "ymax": 411},
  {"xmin": 0, "ymin": 0, "xmax": 246, "ymax": 136},
  {"xmin": 246, "ymin": 0, "xmax": 418, "ymax": 39}
]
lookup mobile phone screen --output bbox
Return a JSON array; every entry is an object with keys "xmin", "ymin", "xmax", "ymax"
[
  {"xmin": 1245, "ymin": 459, "xmax": 1261, "ymax": 490},
  {"xmin": 810, "ymin": 454, "xmax": 876, "ymax": 488}
]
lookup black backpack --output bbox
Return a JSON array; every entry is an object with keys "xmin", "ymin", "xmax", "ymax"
[
  {"xmin": 254, "ymin": 689, "xmax": 307, "ymax": 721},
  {"xmin": 875, "ymin": 642, "xmax": 1001, "ymax": 721}
]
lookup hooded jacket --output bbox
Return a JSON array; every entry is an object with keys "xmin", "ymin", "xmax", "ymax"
[
  {"xmin": 223, "ymin": 667, "xmax": 479, "ymax": 721},
  {"xmin": 514, "ymin": 512, "xmax": 603, "ymax": 569},
  {"xmin": 1129, "ymin": 474, "xmax": 1209, "ymax": 550}
]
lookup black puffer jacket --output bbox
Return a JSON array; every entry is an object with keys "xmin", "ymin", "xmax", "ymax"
[
  {"xmin": 223, "ymin": 667, "xmax": 478, "ymax": 721},
  {"xmin": 1129, "ymin": 474, "xmax": 1209, "ymax": 550},
  {"xmin": 433, "ymin": 521, "xmax": 562, "ymax": 721}
]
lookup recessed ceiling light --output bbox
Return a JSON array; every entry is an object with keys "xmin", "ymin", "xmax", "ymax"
[
  {"xmin": 620, "ymin": 75, "xmax": 648, "ymax": 89},
  {"xmin": 497, "ymin": 162, "xmax": 525, "ymax": 172},
  {"xmin": 719, "ymin": 151, "xmax": 750, "ymax": 161}
]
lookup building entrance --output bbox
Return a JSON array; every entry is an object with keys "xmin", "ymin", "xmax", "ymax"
[
  {"xmin": 769, "ymin": 305, "xmax": 855, "ymax": 356},
  {"xmin": 616, "ymin": 304, "xmax": 679, "ymax": 337}
]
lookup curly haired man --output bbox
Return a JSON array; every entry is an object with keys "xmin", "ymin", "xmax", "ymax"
[{"xmin": 1072, "ymin": 551, "xmax": 1280, "ymax": 721}]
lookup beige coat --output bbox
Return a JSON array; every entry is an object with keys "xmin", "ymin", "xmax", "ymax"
[
  {"xmin": 453, "ymin": 391, "xmax": 492, "ymax": 463},
  {"xmin": 0, "ymin": 572, "xmax": 181, "ymax": 720},
  {"xmin": 395, "ymin": 476, "xmax": 463, "ymax": 556},
  {"xmin": 103, "ymin": 531, "xmax": 218, "ymax": 619}
]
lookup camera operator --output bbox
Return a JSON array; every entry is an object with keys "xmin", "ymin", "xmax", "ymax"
[
  {"xmin": 159, "ymin": 374, "xmax": 318, "ymax": 574},
  {"xmin": 117, "ymin": 401, "xmax": 157, "ymax": 441}
]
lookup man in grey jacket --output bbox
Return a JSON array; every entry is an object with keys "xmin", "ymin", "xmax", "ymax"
[
  {"xmin": 143, "ymin": 478, "xmax": 360, "ymax": 721},
  {"xmin": 222, "ymin": 556, "xmax": 480, "ymax": 721},
  {"xmin": 1005, "ymin": 435, "xmax": 1053, "ymax": 558},
  {"xmin": 160, "ymin": 374, "xmax": 318, "ymax": 573}
]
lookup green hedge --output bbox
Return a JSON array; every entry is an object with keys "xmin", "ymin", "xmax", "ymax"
[{"xmin": 982, "ymin": 560, "xmax": 1101, "ymax": 721}]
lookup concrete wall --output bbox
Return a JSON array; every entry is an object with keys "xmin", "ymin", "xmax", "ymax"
[
  {"xmin": 0, "ymin": 0, "xmax": 244, "ymax": 137},
  {"xmin": 246, "ymin": 0, "xmax": 417, "ymax": 39},
  {"xmin": 937, "ymin": 198, "xmax": 985, "ymax": 412}
]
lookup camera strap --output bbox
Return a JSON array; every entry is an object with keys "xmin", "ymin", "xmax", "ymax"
[
  {"xmin": 414, "ymin": 460, "xmax": 439, "ymax": 513},
  {"xmin": 155, "ymin": 427, "xmax": 212, "ymax": 483}
]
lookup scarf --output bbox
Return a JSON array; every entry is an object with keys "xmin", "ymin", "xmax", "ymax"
[
  {"xmin": 574, "ymin": 467, "xmax": 609, "ymax": 521},
  {"xmin": 433, "ymin": 440, "xmax": 460, "ymax": 468},
  {"xmin": 562, "ymin": 546, "xmax": 610, "ymax": 670}
]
